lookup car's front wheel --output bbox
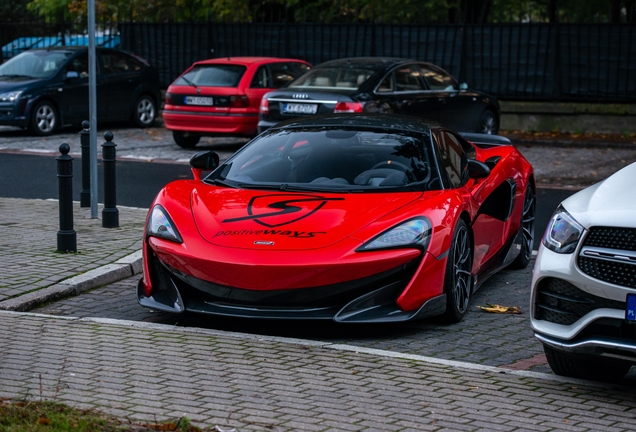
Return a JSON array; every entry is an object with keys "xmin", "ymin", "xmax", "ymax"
[
  {"xmin": 173, "ymin": 131, "xmax": 200, "ymax": 148},
  {"xmin": 440, "ymin": 218, "xmax": 473, "ymax": 323},
  {"xmin": 29, "ymin": 100, "xmax": 58, "ymax": 136},
  {"xmin": 478, "ymin": 109, "xmax": 498, "ymax": 135},
  {"xmin": 544, "ymin": 345, "xmax": 632, "ymax": 381},
  {"xmin": 132, "ymin": 94, "xmax": 157, "ymax": 128}
]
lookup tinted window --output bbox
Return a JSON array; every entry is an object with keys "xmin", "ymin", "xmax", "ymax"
[
  {"xmin": 436, "ymin": 131, "xmax": 467, "ymax": 187},
  {"xmin": 270, "ymin": 62, "xmax": 297, "ymax": 87},
  {"xmin": 420, "ymin": 65, "xmax": 455, "ymax": 91},
  {"xmin": 394, "ymin": 65, "xmax": 424, "ymax": 92},
  {"xmin": 250, "ymin": 66, "xmax": 270, "ymax": 88},
  {"xmin": 67, "ymin": 53, "xmax": 89, "ymax": 77},
  {"xmin": 209, "ymin": 127, "xmax": 433, "ymax": 192},
  {"xmin": 0, "ymin": 50, "xmax": 72, "ymax": 78},
  {"xmin": 101, "ymin": 51, "xmax": 142, "ymax": 75},
  {"xmin": 177, "ymin": 65, "xmax": 246, "ymax": 87},
  {"xmin": 289, "ymin": 68, "xmax": 373, "ymax": 90}
]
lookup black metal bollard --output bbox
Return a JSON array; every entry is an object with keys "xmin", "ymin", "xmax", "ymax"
[
  {"xmin": 79, "ymin": 120, "xmax": 90, "ymax": 207},
  {"xmin": 57, "ymin": 143, "xmax": 77, "ymax": 252},
  {"xmin": 101, "ymin": 131, "xmax": 119, "ymax": 228}
]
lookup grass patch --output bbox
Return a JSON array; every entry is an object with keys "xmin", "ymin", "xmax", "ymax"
[{"xmin": 0, "ymin": 399, "xmax": 206, "ymax": 431}]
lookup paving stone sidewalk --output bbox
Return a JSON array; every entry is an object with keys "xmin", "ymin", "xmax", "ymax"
[
  {"xmin": 0, "ymin": 197, "xmax": 147, "ymax": 309},
  {"xmin": 2, "ymin": 310, "xmax": 636, "ymax": 432}
]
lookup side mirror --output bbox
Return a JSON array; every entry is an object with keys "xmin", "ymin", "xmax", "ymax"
[
  {"xmin": 459, "ymin": 82, "xmax": 468, "ymax": 90},
  {"xmin": 189, "ymin": 151, "xmax": 220, "ymax": 180},
  {"xmin": 468, "ymin": 159, "xmax": 490, "ymax": 179},
  {"xmin": 66, "ymin": 71, "xmax": 79, "ymax": 79}
]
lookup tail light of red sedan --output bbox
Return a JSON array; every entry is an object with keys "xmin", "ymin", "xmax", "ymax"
[
  {"xmin": 334, "ymin": 101, "xmax": 364, "ymax": 113},
  {"xmin": 259, "ymin": 98, "xmax": 269, "ymax": 114}
]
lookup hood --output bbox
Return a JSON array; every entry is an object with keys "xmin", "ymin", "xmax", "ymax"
[
  {"xmin": 191, "ymin": 187, "xmax": 422, "ymax": 250},
  {"xmin": 0, "ymin": 77, "xmax": 41, "ymax": 91},
  {"xmin": 563, "ymin": 161, "xmax": 636, "ymax": 229}
]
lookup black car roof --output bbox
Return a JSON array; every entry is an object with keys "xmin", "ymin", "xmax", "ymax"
[
  {"xmin": 270, "ymin": 113, "xmax": 442, "ymax": 134},
  {"xmin": 316, "ymin": 57, "xmax": 415, "ymax": 71}
]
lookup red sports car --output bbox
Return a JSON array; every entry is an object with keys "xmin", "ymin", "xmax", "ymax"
[
  {"xmin": 138, "ymin": 114, "xmax": 535, "ymax": 323},
  {"xmin": 163, "ymin": 57, "xmax": 310, "ymax": 148}
]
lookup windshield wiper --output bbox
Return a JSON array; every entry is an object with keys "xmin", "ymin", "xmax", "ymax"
[
  {"xmin": 208, "ymin": 178, "xmax": 236, "ymax": 188},
  {"xmin": 180, "ymin": 75, "xmax": 198, "ymax": 89}
]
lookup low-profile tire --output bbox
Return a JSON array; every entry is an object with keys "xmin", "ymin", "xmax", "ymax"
[
  {"xmin": 543, "ymin": 345, "xmax": 632, "ymax": 381},
  {"xmin": 440, "ymin": 218, "xmax": 473, "ymax": 323},
  {"xmin": 173, "ymin": 131, "xmax": 200, "ymax": 148},
  {"xmin": 477, "ymin": 109, "xmax": 499, "ymax": 135},
  {"xmin": 131, "ymin": 94, "xmax": 157, "ymax": 128},
  {"xmin": 29, "ymin": 100, "xmax": 58, "ymax": 136},
  {"xmin": 508, "ymin": 186, "xmax": 535, "ymax": 269}
]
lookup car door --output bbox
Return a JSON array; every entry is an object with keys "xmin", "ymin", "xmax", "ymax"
[
  {"xmin": 98, "ymin": 49, "xmax": 142, "ymax": 121},
  {"xmin": 419, "ymin": 63, "xmax": 474, "ymax": 132},
  {"xmin": 58, "ymin": 51, "xmax": 90, "ymax": 123},
  {"xmin": 373, "ymin": 63, "xmax": 443, "ymax": 122},
  {"xmin": 435, "ymin": 130, "xmax": 505, "ymax": 272}
]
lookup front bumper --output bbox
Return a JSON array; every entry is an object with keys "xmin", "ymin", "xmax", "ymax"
[
  {"xmin": 138, "ymin": 240, "xmax": 447, "ymax": 323},
  {"xmin": 530, "ymin": 244, "xmax": 636, "ymax": 361}
]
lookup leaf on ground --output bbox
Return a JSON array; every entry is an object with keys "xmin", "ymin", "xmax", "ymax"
[{"xmin": 477, "ymin": 304, "xmax": 522, "ymax": 314}]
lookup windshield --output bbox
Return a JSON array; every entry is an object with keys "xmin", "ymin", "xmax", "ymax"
[
  {"xmin": 288, "ymin": 68, "xmax": 374, "ymax": 90},
  {"xmin": 175, "ymin": 64, "xmax": 246, "ymax": 87},
  {"xmin": 0, "ymin": 50, "xmax": 72, "ymax": 78},
  {"xmin": 208, "ymin": 127, "xmax": 434, "ymax": 192}
]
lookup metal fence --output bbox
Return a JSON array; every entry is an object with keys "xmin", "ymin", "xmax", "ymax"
[{"xmin": 2, "ymin": 20, "xmax": 635, "ymax": 102}]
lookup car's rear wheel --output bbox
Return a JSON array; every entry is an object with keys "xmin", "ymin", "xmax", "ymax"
[
  {"xmin": 173, "ymin": 131, "xmax": 200, "ymax": 148},
  {"xmin": 441, "ymin": 218, "xmax": 473, "ymax": 323},
  {"xmin": 543, "ymin": 345, "xmax": 632, "ymax": 381},
  {"xmin": 29, "ymin": 100, "xmax": 58, "ymax": 136},
  {"xmin": 509, "ymin": 186, "xmax": 535, "ymax": 269},
  {"xmin": 478, "ymin": 109, "xmax": 498, "ymax": 135},
  {"xmin": 131, "ymin": 94, "xmax": 157, "ymax": 128}
]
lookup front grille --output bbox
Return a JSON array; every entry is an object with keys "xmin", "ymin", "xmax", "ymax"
[
  {"xmin": 578, "ymin": 226, "xmax": 636, "ymax": 288},
  {"xmin": 583, "ymin": 227, "xmax": 636, "ymax": 251},
  {"xmin": 534, "ymin": 278, "xmax": 624, "ymax": 325},
  {"xmin": 578, "ymin": 256, "xmax": 636, "ymax": 288}
]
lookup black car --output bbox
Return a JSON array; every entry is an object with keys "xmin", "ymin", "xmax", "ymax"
[
  {"xmin": 0, "ymin": 46, "xmax": 162, "ymax": 135},
  {"xmin": 258, "ymin": 57, "xmax": 500, "ymax": 135}
]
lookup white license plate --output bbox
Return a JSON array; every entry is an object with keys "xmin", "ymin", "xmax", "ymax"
[
  {"xmin": 184, "ymin": 96, "xmax": 214, "ymax": 106},
  {"xmin": 283, "ymin": 103, "xmax": 318, "ymax": 114}
]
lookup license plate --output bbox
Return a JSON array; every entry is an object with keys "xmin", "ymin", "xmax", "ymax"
[
  {"xmin": 626, "ymin": 294, "xmax": 636, "ymax": 321},
  {"xmin": 184, "ymin": 96, "xmax": 214, "ymax": 106},
  {"xmin": 283, "ymin": 103, "xmax": 318, "ymax": 114}
]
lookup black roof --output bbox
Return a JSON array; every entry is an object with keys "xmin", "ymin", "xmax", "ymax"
[
  {"xmin": 315, "ymin": 57, "xmax": 415, "ymax": 72},
  {"xmin": 270, "ymin": 113, "xmax": 442, "ymax": 134}
]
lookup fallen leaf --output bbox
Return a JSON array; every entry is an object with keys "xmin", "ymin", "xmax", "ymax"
[{"xmin": 477, "ymin": 304, "xmax": 522, "ymax": 314}]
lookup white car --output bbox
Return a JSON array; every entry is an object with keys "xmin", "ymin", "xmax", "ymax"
[{"xmin": 530, "ymin": 161, "xmax": 636, "ymax": 380}]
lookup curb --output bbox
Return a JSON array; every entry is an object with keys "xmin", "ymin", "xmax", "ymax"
[{"xmin": 0, "ymin": 250, "xmax": 142, "ymax": 312}]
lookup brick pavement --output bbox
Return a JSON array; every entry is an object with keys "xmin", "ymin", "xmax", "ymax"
[{"xmin": 2, "ymin": 310, "xmax": 636, "ymax": 431}]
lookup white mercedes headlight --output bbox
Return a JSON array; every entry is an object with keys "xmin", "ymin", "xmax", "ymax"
[
  {"xmin": 147, "ymin": 205, "xmax": 182, "ymax": 243},
  {"xmin": 542, "ymin": 205, "xmax": 584, "ymax": 254},
  {"xmin": 359, "ymin": 218, "xmax": 432, "ymax": 251},
  {"xmin": 0, "ymin": 90, "xmax": 23, "ymax": 102}
]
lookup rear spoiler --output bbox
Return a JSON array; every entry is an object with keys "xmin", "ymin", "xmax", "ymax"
[{"xmin": 459, "ymin": 132, "xmax": 512, "ymax": 148}]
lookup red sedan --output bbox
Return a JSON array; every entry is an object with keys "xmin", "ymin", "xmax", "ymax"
[{"xmin": 163, "ymin": 57, "xmax": 310, "ymax": 147}]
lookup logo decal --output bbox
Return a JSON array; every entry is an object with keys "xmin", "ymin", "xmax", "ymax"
[
  {"xmin": 292, "ymin": 93, "xmax": 309, "ymax": 99},
  {"xmin": 254, "ymin": 240, "xmax": 275, "ymax": 245},
  {"xmin": 223, "ymin": 194, "xmax": 343, "ymax": 228}
]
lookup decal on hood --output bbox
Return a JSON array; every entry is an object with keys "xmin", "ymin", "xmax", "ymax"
[{"xmin": 222, "ymin": 194, "xmax": 344, "ymax": 228}]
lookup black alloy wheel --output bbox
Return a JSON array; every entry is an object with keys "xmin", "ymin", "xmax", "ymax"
[
  {"xmin": 29, "ymin": 100, "xmax": 58, "ymax": 136},
  {"xmin": 441, "ymin": 218, "xmax": 473, "ymax": 323},
  {"xmin": 478, "ymin": 109, "xmax": 498, "ymax": 135},
  {"xmin": 509, "ymin": 186, "xmax": 535, "ymax": 269},
  {"xmin": 173, "ymin": 131, "xmax": 201, "ymax": 148}
]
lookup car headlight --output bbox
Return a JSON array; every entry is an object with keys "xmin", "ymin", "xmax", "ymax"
[
  {"xmin": 542, "ymin": 205, "xmax": 584, "ymax": 254},
  {"xmin": 358, "ymin": 217, "xmax": 432, "ymax": 251},
  {"xmin": 146, "ymin": 205, "xmax": 182, "ymax": 243},
  {"xmin": 0, "ymin": 90, "xmax": 23, "ymax": 102}
]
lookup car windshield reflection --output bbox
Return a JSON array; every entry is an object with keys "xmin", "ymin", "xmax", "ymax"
[
  {"xmin": 0, "ymin": 51, "xmax": 72, "ymax": 78},
  {"xmin": 207, "ymin": 127, "xmax": 433, "ymax": 192},
  {"xmin": 288, "ymin": 68, "xmax": 373, "ymax": 91}
]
